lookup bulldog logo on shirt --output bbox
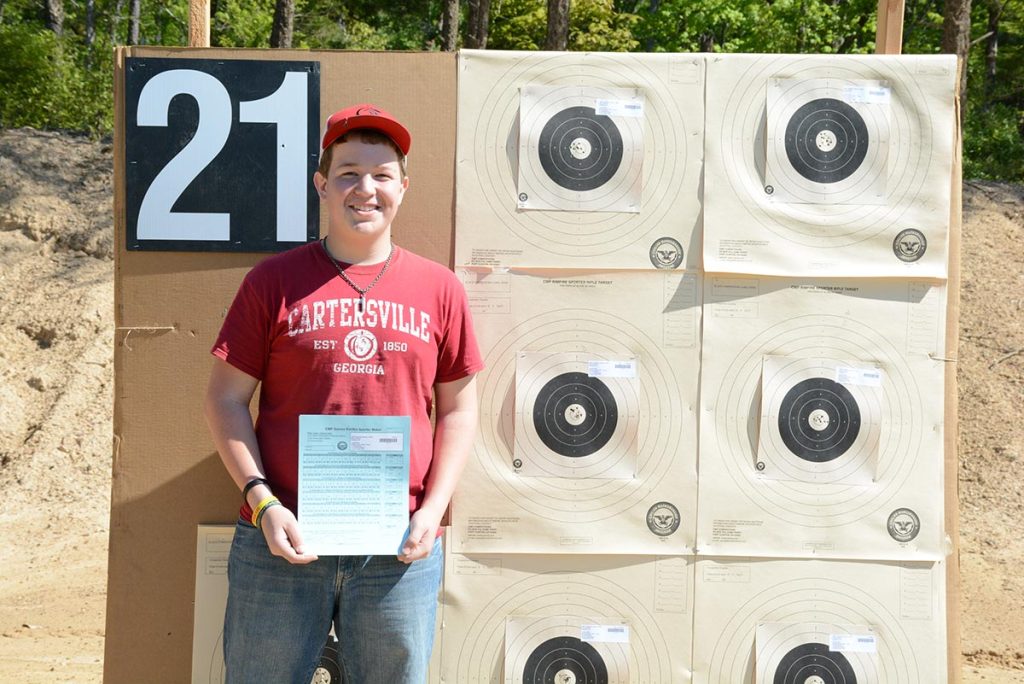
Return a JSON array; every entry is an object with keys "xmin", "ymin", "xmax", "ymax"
[{"xmin": 344, "ymin": 329, "xmax": 378, "ymax": 362}]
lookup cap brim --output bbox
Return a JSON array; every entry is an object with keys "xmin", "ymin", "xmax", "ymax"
[{"xmin": 321, "ymin": 115, "xmax": 411, "ymax": 155}]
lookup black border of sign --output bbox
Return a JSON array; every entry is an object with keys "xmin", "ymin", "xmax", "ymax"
[{"xmin": 124, "ymin": 57, "xmax": 321, "ymax": 253}]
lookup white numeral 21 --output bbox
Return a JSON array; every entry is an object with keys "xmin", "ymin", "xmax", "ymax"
[{"xmin": 136, "ymin": 69, "xmax": 308, "ymax": 242}]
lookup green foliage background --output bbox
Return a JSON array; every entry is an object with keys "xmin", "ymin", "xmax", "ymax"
[{"xmin": 0, "ymin": 0, "xmax": 1020, "ymax": 179}]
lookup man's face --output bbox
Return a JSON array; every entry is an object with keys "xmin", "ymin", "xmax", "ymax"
[{"xmin": 313, "ymin": 139, "xmax": 408, "ymax": 242}]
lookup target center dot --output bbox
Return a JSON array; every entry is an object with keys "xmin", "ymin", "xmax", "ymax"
[
  {"xmin": 804, "ymin": 677, "xmax": 826, "ymax": 684},
  {"xmin": 808, "ymin": 409, "xmax": 831, "ymax": 431},
  {"xmin": 564, "ymin": 403, "xmax": 588, "ymax": 426},
  {"xmin": 569, "ymin": 137, "xmax": 592, "ymax": 160},
  {"xmin": 556, "ymin": 670, "xmax": 577, "ymax": 684},
  {"xmin": 815, "ymin": 129, "xmax": 838, "ymax": 152}
]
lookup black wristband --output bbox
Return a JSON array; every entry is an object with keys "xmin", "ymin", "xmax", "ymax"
[{"xmin": 241, "ymin": 477, "xmax": 269, "ymax": 501}]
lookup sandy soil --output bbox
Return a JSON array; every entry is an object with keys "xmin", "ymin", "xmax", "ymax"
[{"xmin": 0, "ymin": 127, "xmax": 1021, "ymax": 682}]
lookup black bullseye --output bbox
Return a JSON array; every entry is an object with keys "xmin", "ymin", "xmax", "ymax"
[
  {"xmin": 777, "ymin": 377, "xmax": 860, "ymax": 462},
  {"xmin": 538, "ymin": 106, "xmax": 624, "ymax": 192},
  {"xmin": 773, "ymin": 642, "xmax": 857, "ymax": 684},
  {"xmin": 784, "ymin": 98, "xmax": 869, "ymax": 184},
  {"xmin": 533, "ymin": 372, "xmax": 618, "ymax": 458},
  {"xmin": 522, "ymin": 636, "xmax": 610, "ymax": 684}
]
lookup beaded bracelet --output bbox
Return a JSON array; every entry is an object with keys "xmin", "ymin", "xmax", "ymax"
[{"xmin": 250, "ymin": 495, "xmax": 280, "ymax": 527}]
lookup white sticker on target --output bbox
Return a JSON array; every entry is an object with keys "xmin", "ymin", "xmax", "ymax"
[
  {"xmin": 842, "ymin": 84, "xmax": 891, "ymax": 105},
  {"xmin": 594, "ymin": 98, "xmax": 644, "ymax": 118},
  {"xmin": 587, "ymin": 359, "xmax": 637, "ymax": 378},
  {"xmin": 835, "ymin": 365, "xmax": 883, "ymax": 387},
  {"xmin": 581, "ymin": 624, "xmax": 630, "ymax": 643},
  {"xmin": 829, "ymin": 633, "xmax": 877, "ymax": 653}
]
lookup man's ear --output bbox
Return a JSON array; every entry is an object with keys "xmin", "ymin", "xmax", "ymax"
[{"xmin": 313, "ymin": 171, "xmax": 327, "ymax": 198}]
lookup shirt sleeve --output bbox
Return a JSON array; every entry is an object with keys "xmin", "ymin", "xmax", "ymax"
[
  {"xmin": 435, "ymin": 273, "xmax": 484, "ymax": 383},
  {"xmin": 210, "ymin": 270, "xmax": 272, "ymax": 381}
]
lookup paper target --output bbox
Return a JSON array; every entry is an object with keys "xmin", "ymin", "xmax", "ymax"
[
  {"xmin": 436, "ymin": 554, "xmax": 692, "ymax": 683},
  {"xmin": 518, "ymin": 85, "xmax": 643, "ymax": 212},
  {"xmin": 766, "ymin": 79, "xmax": 890, "ymax": 205},
  {"xmin": 756, "ymin": 624, "xmax": 868, "ymax": 684},
  {"xmin": 515, "ymin": 352, "xmax": 639, "ymax": 479},
  {"xmin": 704, "ymin": 54, "xmax": 956, "ymax": 277},
  {"xmin": 756, "ymin": 357, "xmax": 882, "ymax": 485},
  {"xmin": 454, "ymin": 270, "xmax": 700, "ymax": 554},
  {"xmin": 455, "ymin": 49, "xmax": 703, "ymax": 269},
  {"xmin": 692, "ymin": 558, "xmax": 946, "ymax": 684},
  {"xmin": 506, "ymin": 616, "xmax": 629, "ymax": 684},
  {"xmin": 697, "ymin": 277, "xmax": 946, "ymax": 560}
]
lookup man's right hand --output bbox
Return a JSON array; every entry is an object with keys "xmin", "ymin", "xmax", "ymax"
[{"xmin": 259, "ymin": 505, "xmax": 319, "ymax": 564}]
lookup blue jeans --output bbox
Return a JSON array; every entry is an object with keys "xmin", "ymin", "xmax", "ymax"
[{"xmin": 223, "ymin": 520, "xmax": 442, "ymax": 684}]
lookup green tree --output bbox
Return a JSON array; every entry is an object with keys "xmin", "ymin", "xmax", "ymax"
[{"xmin": 490, "ymin": 0, "xmax": 639, "ymax": 51}]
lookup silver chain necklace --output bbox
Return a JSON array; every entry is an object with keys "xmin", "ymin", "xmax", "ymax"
[{"xmin": 320, "ymin": 238, "xmax": 394, "ymax": 313}]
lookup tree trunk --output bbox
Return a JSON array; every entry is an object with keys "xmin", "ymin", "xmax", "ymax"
[
  {"xmin": 270, "ymin": 0, "xmax": 294, "ymax": 48},
  {"xmin": 45, "ymin": 0, "xmax": 64, "ymax": 36},
  {"xmin": 544, "ymin": 0, "xmax": 570, "ymax": 51},
  {"xmin": 441, "ymin": 0, "xmax": 459, "ymax": 51},
  {"xmin": 698, "ymin": 31, "xmax": 714, "ymax": 52},
  {"xmin": 795, "ymin": 0, "xmax": 807, "ymax": 52},
  {"xmin": 110, "ymin": 0, "xmax": 126, "ymax": 44},
  {"xmin": 941, "ymin": 0, "xmax": 972, "ymax": 121},
  {"xmin": 86, "ymin": 0, "xmax": 96, "ymax": 48},
  {"xmin": 466, "ymin": 0, "xmax": 490, "ymax": 49},
  {"xmin": 983, "ymin": 0, "xmax": 1001, "ymax": 107},
  {"xmin": 645, "ymin": 0, "xmax": 660, "ymax": 51},
  {"xmin": 130, "ymin": 0, "xmax": 141, "ymax": 44},
  {"xmin": 84, "ymin": 0, "xmax": 95, "ymax": 67}
]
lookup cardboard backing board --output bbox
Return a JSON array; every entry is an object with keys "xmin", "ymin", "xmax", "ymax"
[
  {"xmin": 106, "ymin": 47, "xmax": 964, "ymax": 684},
  {"xmin": 451, "ymin": 269, "xmax": 701, "ymax": 555},
  {"xmin": 696, "ymin": 276, "xmax": 947, "ymax": 561},
  {"xmin": 703, "ymin": 54, "xmax": 956, "ymax": 278},
  {"xmin": 105, "ymin": 47, "xmax": 456, "ymax": 684}
]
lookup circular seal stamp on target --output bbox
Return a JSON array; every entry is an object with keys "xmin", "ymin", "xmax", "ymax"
[
  {"xmin": 649, "ymin": 237, "xmax": 684, "ymax": 269},
  {"xmin": 887, "ymin": 507, "xmax": 921, "ymax": 542},
  {"xmin": 646, "ymin": 501, "xmax": 681, "ymax": 537},
  {"xmin": 893, "ymin": 229, "xmax": 927, "ymax": 262}
]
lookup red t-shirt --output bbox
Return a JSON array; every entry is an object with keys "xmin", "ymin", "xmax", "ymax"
[{"xmin": 211, "ymin": 242, "xmax": 483, "ymax": 519}]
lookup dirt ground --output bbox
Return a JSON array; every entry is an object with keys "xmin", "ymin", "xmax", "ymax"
[{"xmin": 0, "ymin": 127, "xmax": 1020, "ymax": 682}]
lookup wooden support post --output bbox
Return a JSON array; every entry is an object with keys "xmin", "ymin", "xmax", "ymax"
[
  {"xmin": 189, "ymin": 0, "xmax": 210, "ymax": 48},
  {"xmin": 943, "ymin": 72, "xmax": 965, "ymax": 684},
  {"xmin": 875, "ymin": 0, "xmax": 906, "ymax": 54}
]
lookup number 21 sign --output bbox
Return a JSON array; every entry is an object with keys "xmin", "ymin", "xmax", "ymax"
[{"xmin": 124, "ymin": 58, "xmax": 321, "ymax": 252}]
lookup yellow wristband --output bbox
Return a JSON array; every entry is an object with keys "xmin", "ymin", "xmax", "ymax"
[
  {"xmin": 254, "ymin": 500, "xmax": 281, "ymax": 529},
  {"xmin": 250, "ymin": 496, "xmax": 280, "ymax": 527}
]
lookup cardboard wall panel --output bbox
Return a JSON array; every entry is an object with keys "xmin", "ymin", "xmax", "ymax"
[{"xmin": 105, "ymin": 47, "xmax": 456, "ymax": 684}]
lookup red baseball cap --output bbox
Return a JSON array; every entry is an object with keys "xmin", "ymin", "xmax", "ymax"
[{"xmin": 320, "ymin": 103, "xmax": 411, "ymax": 155}]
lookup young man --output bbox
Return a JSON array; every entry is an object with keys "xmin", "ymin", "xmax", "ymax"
[{"xmin": 204, "ymin": 103, "xmax": 482, "ymax": 683}]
